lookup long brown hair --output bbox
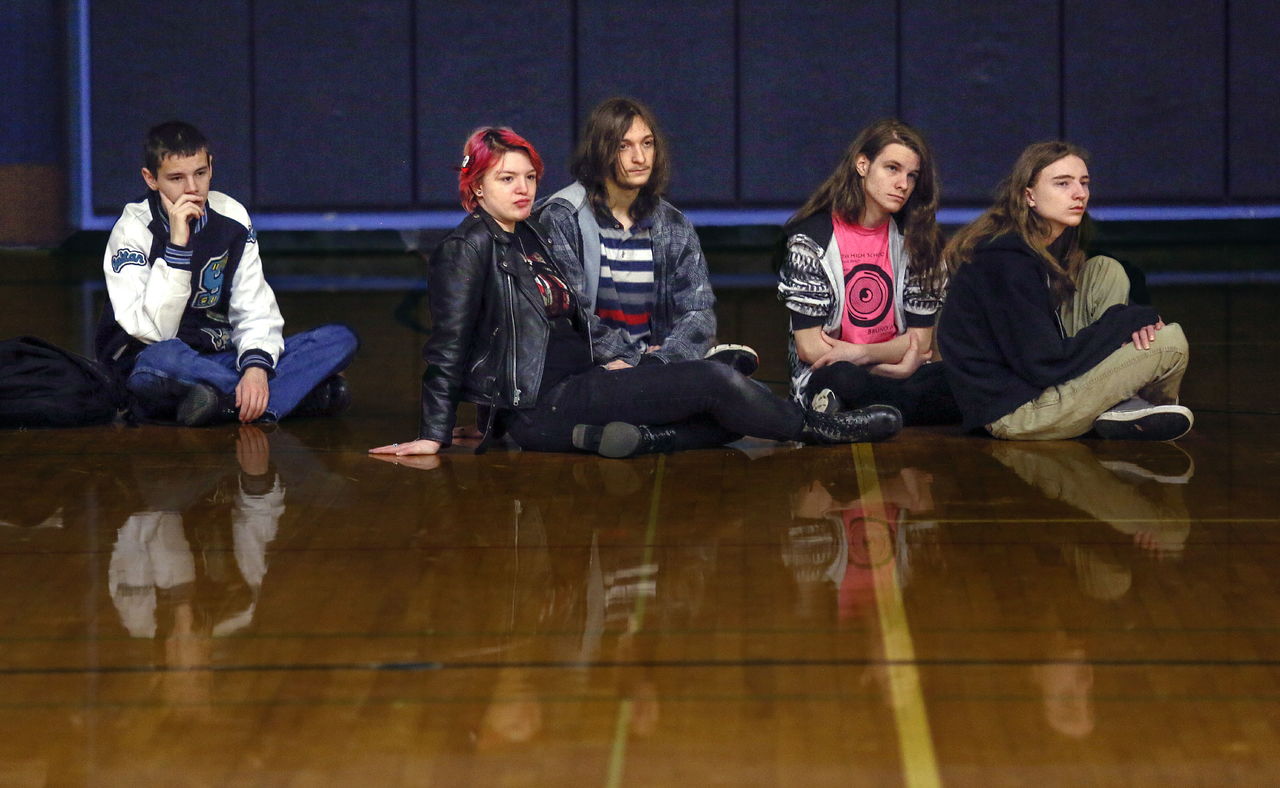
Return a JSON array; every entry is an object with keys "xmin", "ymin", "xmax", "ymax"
[
  {"xmin": 569, "ymin": 97, "xmax": 670, "ymax": 223},
  {"xmin": 944, "ymin": 141, "xmax": 1092, "ymax": 305},
  {"xmin": 791, "ymin": 119, "xmax": 945, "ymax": 293}
]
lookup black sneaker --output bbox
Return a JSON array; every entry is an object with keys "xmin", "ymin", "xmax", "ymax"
[
  {"xmin": 294, "ymin": 375, "xmax": 352, "ymax": 418},
  {"xmin": 705, "ymin": 344, "xmax": 759, "ymax": 376},
  {"xmin": 1093, "ymin": 397, "xmax": 1193, "ymax": 441},
  {"xmin": 801, "ymin": 404, "xmax": 902, "ymax": 444},
  {"xmin": 177, "ymin": 383, "xmax": 238, "ymax": 427},
  {"xmin": 325, "ymin": 376, "xmax": 352, "ymax": 416},
  {"xmin": 809, "ymin": 387, "xmax": 844, "ymax": 414}
]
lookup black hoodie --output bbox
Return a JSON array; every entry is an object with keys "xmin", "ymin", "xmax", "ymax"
[{"xmin": 937, "ymin": 234, "xmax": 1158, "ymax": 432}]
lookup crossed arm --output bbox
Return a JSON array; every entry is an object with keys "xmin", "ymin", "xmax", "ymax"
[{"xmin": 794, "ymin": 325, "xmax": 934, "ymax": 380}]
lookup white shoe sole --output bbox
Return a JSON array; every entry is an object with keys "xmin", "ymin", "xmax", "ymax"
[
  {"xmin": 705, "ymin": 343, "xmax": 759, "ymax": 376},
  {"xmin": 1093, "ymin": 404, "xmax": 1193, "ymax": 441}
]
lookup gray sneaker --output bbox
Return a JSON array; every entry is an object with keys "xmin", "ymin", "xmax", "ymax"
[
  {"xmin": 1093, "ymin": 397, "xmax": 1193, "ymax": 441},
  {"xmin": 705, "ymin": 343, "xmax": 759, "ymax": 376}
]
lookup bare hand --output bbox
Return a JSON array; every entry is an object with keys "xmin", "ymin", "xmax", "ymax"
[
  {"xmin": 1131, "ymin": 319, "xmax": 1165, "ymax": 350},
  {"xmin": 870, "ymin": 333, "xmax": 926, "ymax": 380},
  {"xmin": 368, "ymin": 452, "xmax": 442, "ymax": 471},
  {"xmin": 235, "ymin": 424, "xmax": 270, "ymax": 475},
  {"xmin": 235, "ymin": 367, "xmax": 270, "ymax": 422},
  {"xmin": 160, "ymin": 191, "xmax": 205, "ymax": 247},
  {"xmin": 452, "ymin": 424, "xmax": 484, "ymax": 440},
  {"xmin": 369, "ymin": 438, "xmax": 442, "ymax": 456},
  {"xmin": 646, "ymin": 345, "xmax": 662, "ymax": 353},
  {"xmin": 603, "ymin": 359, "xmax": 633, "ymax": 370},
  {"xmin": 811, "ymin": 336, "xmax": 871, "ymax": 370}
]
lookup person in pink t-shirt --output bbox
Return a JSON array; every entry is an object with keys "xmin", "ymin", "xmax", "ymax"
[{"xmin": 777, "ymin": 119, "xmax": 959, "ymax": 426}]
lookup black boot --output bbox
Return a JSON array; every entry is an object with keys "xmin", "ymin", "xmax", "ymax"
[
  {"xmin": 294, "ymin": 375, "xmax": 352, "ymax": 418},
  {"xmin": 572, "ymin": 421, "xmax": 679, "ymax": 458},
  {"xmin": 177, "ymin": 383, "xmax": 239, "ymax": 427},
  {"xmin": 801, "ymin": 404, "xmax": 902, "ymax": 444}
]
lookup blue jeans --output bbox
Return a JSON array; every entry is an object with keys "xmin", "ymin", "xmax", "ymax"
[{"xmin": 127, "ymin": 324, "xmax": 358, "ymax": 422}]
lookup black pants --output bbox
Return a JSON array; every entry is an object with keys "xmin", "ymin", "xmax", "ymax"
[
  {"xmin": 806, "ymin": 360, "xmax": 960, "ymax": 426},
  {"xmin": 507, "ymin": 360, "xmax": 805, "ymax": 452}
]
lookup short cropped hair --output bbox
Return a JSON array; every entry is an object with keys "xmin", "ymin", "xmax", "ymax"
[{"xmin": 144, "ymin": 121, "xmax": 210, "ymax": 174}]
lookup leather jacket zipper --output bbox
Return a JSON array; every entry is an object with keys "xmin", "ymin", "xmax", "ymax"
[{"xmin": 505, "ymin": 273, "xmax": 521, "ymax": 406}]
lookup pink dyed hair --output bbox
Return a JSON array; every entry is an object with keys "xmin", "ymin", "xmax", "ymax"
[{"xmin": 457, "ymin": 126, "xmax": 545, "ymax": 212}]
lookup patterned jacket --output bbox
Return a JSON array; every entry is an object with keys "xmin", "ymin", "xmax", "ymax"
[{"xmin": 536, "ymin": 182, "xmax": 717, "ymax": 365}]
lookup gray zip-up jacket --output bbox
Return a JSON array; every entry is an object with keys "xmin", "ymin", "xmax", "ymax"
[{"xmin": 536, "ymin": 182, "xmax": 717, "ymax": 365}]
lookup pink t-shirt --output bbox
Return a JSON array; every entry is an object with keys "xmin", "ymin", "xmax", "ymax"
[{"xmin": 832, "ymin": 215, "xmax": 896, "ymax": 344}]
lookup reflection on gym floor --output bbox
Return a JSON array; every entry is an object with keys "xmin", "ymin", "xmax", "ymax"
[{"xmin": 1, "ymin": 275, "xmax": 1278, "ymax": 784}]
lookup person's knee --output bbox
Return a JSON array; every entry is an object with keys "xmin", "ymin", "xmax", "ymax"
[
  {"xmin": 1085, "ymin": 254, "xmax": 1122, "ymax": 272},
  {"xmin": 693, "ymin": 358, "xmax": 748, "ymax": 396},
  {"xmin": 323, "ymin": 323, "xmax": 360, "ymax": 353},
  {"xmin": 134, "ymin": 338, "xmax": 192, "ymax": 370},
  {"xmin": 1156, "ymin": 322, "xmax": 1187, "ymax": 353},
  {"xmin": 309, "ymin": 323, "xmax": 360, "ymax": 363},
  {"xmin": 1083, "ymin": 255, "xmax": 1129, "ymax": 297}
]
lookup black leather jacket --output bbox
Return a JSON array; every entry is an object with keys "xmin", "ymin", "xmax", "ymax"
[{"xmin": 418, "ymin": 210, "xmax": 592, "ymax": 446}]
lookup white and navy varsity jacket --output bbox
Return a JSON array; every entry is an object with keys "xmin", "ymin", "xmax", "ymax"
[{"xmin": 95, "ymin": 190, "xmax": 284, "ymax": 382}]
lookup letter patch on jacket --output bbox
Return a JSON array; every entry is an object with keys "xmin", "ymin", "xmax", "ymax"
[
  {"xmin": 192, "ymin": 252, "xmax": 228, "ymax": 309},
  {"xmin": 111, "ymin": 248, "xmax": 147, "ymax": 273}
]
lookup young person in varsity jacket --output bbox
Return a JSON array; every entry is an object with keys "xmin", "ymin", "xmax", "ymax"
[
  {"xmin": 536, "ymin": 97, "xmax": 759, "ymax": 379},
  {"xmin": 96, "ymin": 121, "xmax": 358, "ymax": 426}
]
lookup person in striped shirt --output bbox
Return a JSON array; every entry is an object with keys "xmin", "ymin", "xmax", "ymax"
[{"xmin": 537, "ymin": 97, "xmax": 757, "ymax": 377}]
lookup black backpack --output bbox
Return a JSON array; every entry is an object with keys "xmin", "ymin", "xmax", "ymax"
[{"xmin": 0, "ymin": 336, "xmax": 118, "ymax": 428}]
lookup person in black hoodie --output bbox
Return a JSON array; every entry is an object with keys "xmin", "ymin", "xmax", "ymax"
[
  {"xmin": 937, "ymin": 142, "xmax": 1191, "ymax": 441},
  {"xmin": 369, "ymin": 127, "xmax": 901, "ymax": 460}
]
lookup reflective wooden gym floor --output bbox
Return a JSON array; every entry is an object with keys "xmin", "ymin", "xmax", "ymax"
[{"xmin": 1, "ymin": 247, "xmax": 1279, "ymax": 785}]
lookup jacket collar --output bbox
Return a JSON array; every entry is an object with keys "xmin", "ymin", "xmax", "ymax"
[
  {"xmin": 470, "ymin": 210, "xmax": 553, "ymax": 310},
  {"xmin": 472, "ymin": 208, "xmax": 553, "ymax": 249}
]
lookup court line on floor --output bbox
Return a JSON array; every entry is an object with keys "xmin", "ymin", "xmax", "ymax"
[
  {"xmin": 6, "ymin": 689, "xmax": 1280, "ymax": 711},
  {"xmin": 13, "ymin": 621, "xmax": 1280, "ymax": 645},
  {"xmin": 12, "ymin": 655, "xmax": 1280, "ymax": 677},
  {"xmin": 605, "ymin": 454, "xmax": 665, "ymax": 788},
  {"xmin": 853, "ymin": 442, "xmax": 942, "ymax": 788}
]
